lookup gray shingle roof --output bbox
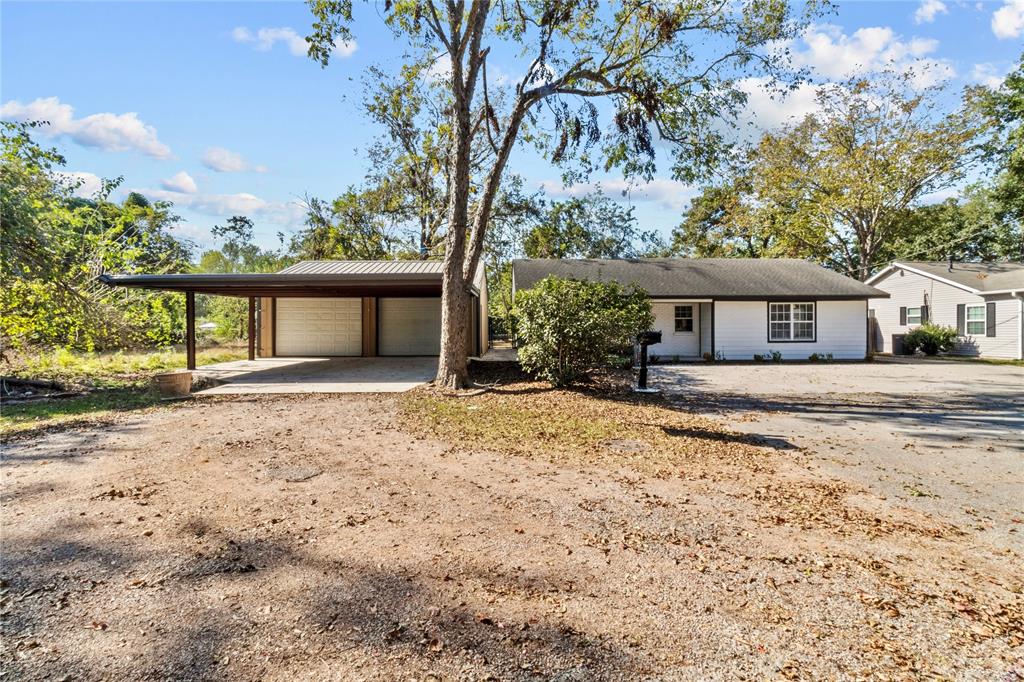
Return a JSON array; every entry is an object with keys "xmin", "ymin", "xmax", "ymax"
[
  {"xmin": 279, "ymin": 260, "xmax": 445, "ymax": 275},
  {"xmin": 887, "ymin": 261, "xmax": 1024, "ymax": 293},
  {"xmin": 512, "ymin": 258, "xmax": 888, "ymax": 299}
]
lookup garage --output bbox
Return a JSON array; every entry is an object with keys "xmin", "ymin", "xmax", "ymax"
[
  {"xmin": 378, "ymin": 297, "xmax": 442, "ymax": 356},
  {"xmin": 275, "ymin": 298, "xmax": 362, "ymax": 356}
]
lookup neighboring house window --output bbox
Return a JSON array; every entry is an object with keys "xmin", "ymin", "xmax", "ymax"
[
  {"xmin": 907, "ymin": 307, "xmax": 921, "ymax": 325},
  {"xmin": 674, "ymin": 305, "xmax": 694, "ymax": 333},
  {"xmin": 769, "ymin": 302, "xmax": 815, "ymax": 342},
  {"xmin": 966, "ymin": 305, "xmax": 986, "ymax": 335}
]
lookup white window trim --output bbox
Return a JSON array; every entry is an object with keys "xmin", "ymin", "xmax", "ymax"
[
  {"xmin": 768, "ymin": 302, "xmax": 816, "ymax": 343},
  {"xmin": 673, "ymin": 304, "xmax": 695, "ymax": 335},
  {"xmin": 965, "ymin": 304, "xmax": 986, "ymax": 336},
  {"xmin": 906, "ymin": 306, "xmax": 922, "ymax": 325}
]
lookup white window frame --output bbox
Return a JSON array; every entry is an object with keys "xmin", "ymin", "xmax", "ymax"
[
  {"xmin": 906, "ymin": 307, "xmax": 922, "ymax": 325},
  {"xmin": 768, "ymin": 302, "xmax": 816, "ymax": 343},
  {"xmin": 966, "ymin": 305, "xmax": 986, "ymax": 336},
  {"xmin": 673, "ymin": 305, "xmax": 694, "ymax": 334}
]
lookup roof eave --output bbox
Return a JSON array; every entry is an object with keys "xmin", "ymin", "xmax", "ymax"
[{"xmin": 98, "ymin": 272, "xmax": 478, "ymax": 297}]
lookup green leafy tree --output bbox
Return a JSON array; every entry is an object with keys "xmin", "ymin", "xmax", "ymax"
[
  {"xmin": 751, "ymin": 73, "xmax": 987, "ymax": 280},
  {"xmin": 197, "ymin": 216, "xmax": 289, "ymax": 341},
  {"xmin": 524, "ymin": 190, "xmax": 664, "ymax": 260},
  {"xmin": 515, "ymin": 276, "xmax": 653, "ymax": 387},
  {"xmin": 291, "ymin": 187, "xmax": 407, "ymax": 260},
  {"xmin": 977, "ymin": 52, "xmax": 1024, "ymax": 228},
  {"xmin": 1, "ymin": 122, "xmax": 192, "ymax": 351},
  {"xmin": 671, "ymin": 169, "xmax": 776, "ymax": 257},
  {"xmin": 307, "ymin": 0, "xmax": 819, "ymax": 387},
  {"xmin": 886, "ymin": 185, "xmax": 1022, "ymax": 262}
]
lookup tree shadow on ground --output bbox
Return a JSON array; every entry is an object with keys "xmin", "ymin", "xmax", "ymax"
[
  {"xmin": 667, "ymin": 391, "xmax": 1024, "ymax": 451},
  {"xmin": 2, "ymin": 518, "xmax": 645, "ymax": 680}
]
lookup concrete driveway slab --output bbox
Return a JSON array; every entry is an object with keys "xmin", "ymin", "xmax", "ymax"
[{"xmin": 194, "ymin": 356, "xmax": 437, "ymax": 394}]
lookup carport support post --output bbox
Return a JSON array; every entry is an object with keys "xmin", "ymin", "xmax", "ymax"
[
  {"xmin": 247, "ymin": 297, "xmax": 256, "ymax": 361},
  {"xmin": 185, "ymin": 291, "xmax": 196, "ymax": 370}
]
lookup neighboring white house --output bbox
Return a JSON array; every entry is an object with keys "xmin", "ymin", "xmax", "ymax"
[
  {"xmin": 866, "ymin": 261, "xmax": 1024, "ymax": 360},
  {"xmin": 512, "ymin": 258, "xmax": 888, "ymax": 361}
]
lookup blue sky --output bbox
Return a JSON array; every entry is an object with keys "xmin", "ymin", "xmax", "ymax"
[{"xmin": 3, "ymin": 1, "xmax": 1022, "ymax": 253}]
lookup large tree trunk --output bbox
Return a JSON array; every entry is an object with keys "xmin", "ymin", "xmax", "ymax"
[{"xmin": 437, "ymin": 270, "xmax": 470, "ymax": 388}]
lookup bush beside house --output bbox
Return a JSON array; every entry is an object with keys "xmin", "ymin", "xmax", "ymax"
[
  {"xmin": 902, "ymin": 323, "xmax": 959, "ymax": 356},
  {"xmin": 514, "ymin": 276, "xmax": 653, "ymax": 387}
]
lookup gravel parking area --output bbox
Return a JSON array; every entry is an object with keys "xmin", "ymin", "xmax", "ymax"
[
  {"xmin": 2, "ymin": 369, "xmax": 1021, "ymax": 679},
  {"xmin": 653, "ymin": 358, "xmax": 1024, "ymax": 549}
]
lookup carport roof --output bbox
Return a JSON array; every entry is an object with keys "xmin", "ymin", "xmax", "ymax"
[
  {"xmin": 99, "ymin": 260, "xmax": 479, "ymax": 297},
  {"xmin": 512, "ymin": 258, "xmax": 888, "ymax": 299}
]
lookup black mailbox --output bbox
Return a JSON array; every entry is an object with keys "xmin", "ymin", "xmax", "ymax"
[
  {"xmin": 635, "ymin": 330, "xmax": 661, "ymax": 391},
  {"xmin": 638, "ymin": 330, "xmax": 662, "ymax": 345}
]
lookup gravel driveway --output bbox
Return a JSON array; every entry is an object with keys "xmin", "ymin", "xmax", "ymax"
[{"xmin": 653, "ymin": 358, "xmax": 1024, "ymax": 548}]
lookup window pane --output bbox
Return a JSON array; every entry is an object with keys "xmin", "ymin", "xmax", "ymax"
[
  {"xmin": 793, "ymin": 304, "xmax": 814, "ymax": 321},
  {"xmin": 966, "ymin": 306, "xmax": 985, "ymax": 321},
  {"xmin": 770, "ymin": 322, "xmax": 791, "ymax": 340},
  {"xmin": 675, "ymin": 305, "xmax": 692, "ymax": 319},
  {"xmin": 967, "ymin": 321, "xmax": 984, "ymax": 335},
  {"xmin": 770, "ymin": 304, "xmax": 790, "ymax": 322},
  {"xmin": 794, "ymin": 322, "xmax": 814, "ymax": 339}
]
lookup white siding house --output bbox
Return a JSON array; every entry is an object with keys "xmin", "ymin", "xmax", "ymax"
[
  {"xmin": 714, "ymin": 300, "xmax": 867, "ymax": 360},
  {"xmin": 867, "ymin": 261, "xmax": 1024, "ymax": 360},
  {"xmin": 513, "ymin": 258, "xmax": 886, "ymax": 361}
]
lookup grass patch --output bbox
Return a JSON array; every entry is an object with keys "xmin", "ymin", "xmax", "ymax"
[
  {"xmin": 399, "ymin": 374, "xmax": 771, "ymax": 476},
  {"xmin": 930, "ymin": 355, "xmax": 1024, "ymax": 368},
  {"xmin": 6, "ymin": 347, "xmax": 247, "ymax": 389},
  {"xmin": 1, "ymin": 388, "xmax": 167, "ymax": 437}
]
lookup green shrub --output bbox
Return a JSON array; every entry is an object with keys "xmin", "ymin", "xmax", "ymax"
[
  {"xmin": 903, "ymin": 323, "xmax": 958, "ymax": 356},
  {"xmin": 514, "ymin": 276, "xmax": 653, "ymax": 387}
]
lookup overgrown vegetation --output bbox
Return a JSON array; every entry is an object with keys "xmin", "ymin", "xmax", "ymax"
[
  {"xmin": 903, "ymin": 323, "xmax": 959, "ymax": 356},
  {"xmin": 1, "ymin": 122, "xmax": 192, "ymax": 351},
  {"xmin": 514, "ymin": 277, "xmax": 652, "ymax": 387},
  {"xmin": 671, "ymin": 66, "xmax": 1024, "ymax": 277},
  {"xmin": 7, "ymin": 347, "xmax": 247, "ymax": 390}
]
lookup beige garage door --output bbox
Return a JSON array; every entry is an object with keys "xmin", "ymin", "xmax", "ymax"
[
  {"xmin": 378, "ymin": 297, "xmax": 442, "ymax": 356},
  {"xmin": 275, "ymin": 298, "xmax": 361, "ymax": 356}
]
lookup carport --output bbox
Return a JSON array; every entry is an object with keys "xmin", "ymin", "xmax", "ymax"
[
  {"xmin": 193, "ymin": 356, "xmax": 438, "ymax": 394},
  {"xmin": 99, "ymin": 260, "xmax": 489, "ymax": 370}
]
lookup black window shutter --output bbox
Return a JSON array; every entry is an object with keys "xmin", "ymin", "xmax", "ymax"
[
  {"xmin": 899, "ymin": 307, "xmax": 907, "ymax": 325},
  {"xmin": 956, "ymin": 304, "xmax": 966, "ymax": 334},
  {"xmin": 920, "ymin": 305, "xmax": 929, "ymax": 323},
  {"xmin": 986, "ymin": 302, "xmax": 996, "ymax": 337}
]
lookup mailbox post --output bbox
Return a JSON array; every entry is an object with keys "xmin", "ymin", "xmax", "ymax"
[{"xmin": 636, "ymin": 330, "xmax": 662, "ymax": 392}]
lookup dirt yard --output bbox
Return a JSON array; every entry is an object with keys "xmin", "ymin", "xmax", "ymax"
[{"xmin": 2, "ymin": 377, "xmax": 1022, "ymax": 680}]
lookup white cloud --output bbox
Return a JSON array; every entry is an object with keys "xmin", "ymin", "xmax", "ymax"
[
  {"xmin": 789, "ymin": 24, "xmax": 955, "ymax": 85},
  {"xmin": 538, "ymin": 178, "xmax": 698, "ymax": 211},
  {"xmin": 56, "ymin": 171, "xmax": 104, "ymax": 198},
  {"xmin": 991, "ymin": 0, "xmax": 1024, "ymax": 38},
  {"xmin": 736, "ymin": 78, "xmax": 823, "ymax": 130},
  {"xmin": 231, "ymin": 26, "xmax": 356, "ymax": 58},
  {"xmin": 0, "ymin": 97, "xmax": 171, "ymax": 158},
  {"xmin": 423, "ymin": 53, "xmax": 452, "ymax": 83},
  {"xmin": 914, "ymin": 0, "xmax": 948, "ymax": 24},
  {"xmin": 201, "ymin": 146, "xmax": 268, "ymax": 174},
  {"xmin": 160, "ymin": 171, "xmax": 198, "ymax": 194},
  {"xmin": 972, "ymin": 62, "xmax": 1008, "ymax": 88},
  {"xmin": 139, "ymin": 188, "xmax": 305, "ymax": 226}
]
